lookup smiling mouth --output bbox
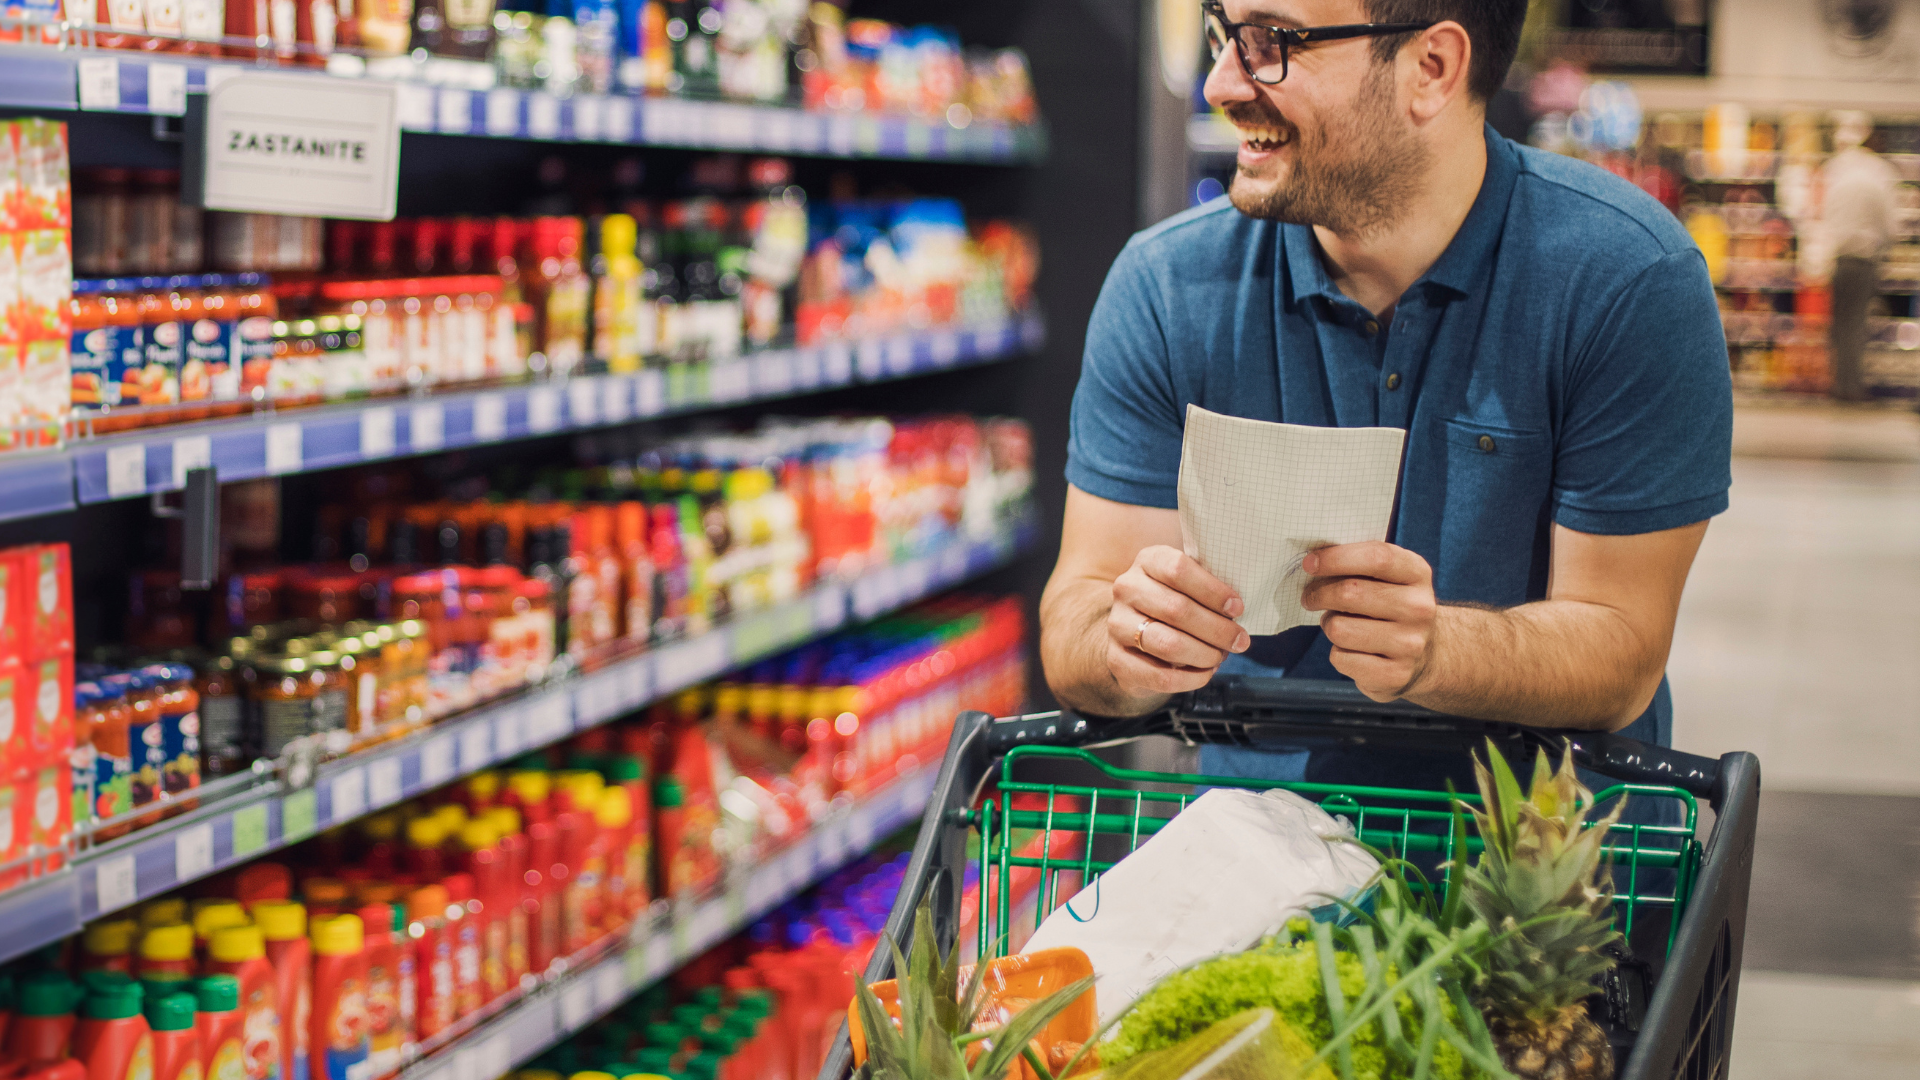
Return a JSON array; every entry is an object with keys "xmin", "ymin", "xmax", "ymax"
[{"xmin": 1233, "ymin": 123, "xmax": 1292, "ymax": 152}]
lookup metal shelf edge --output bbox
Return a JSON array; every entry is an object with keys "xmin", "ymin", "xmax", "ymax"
[{"xmin": 0, "ymin": 508, "xmax": 1034, "ymax": 963}]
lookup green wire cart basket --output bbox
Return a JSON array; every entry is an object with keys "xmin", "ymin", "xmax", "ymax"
[{"xmin": 817, "ymin": 676, "xmax": 1759, "ymax": 1080}]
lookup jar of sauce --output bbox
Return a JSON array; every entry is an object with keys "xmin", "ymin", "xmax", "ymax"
[
  {"xmin": 248, "ymin": 654, "xmax": 319, "ymax": 762},
  {"xmin": 288, "ymin": 570, "xmax": 363, "ymax": 625},
  {"xmin": 190, "ymin": 273, "xmax": 244, "ymax": 415},
  {"xmin": 196, "ymin": 655, "xmax": 248, "ymax": 778},
  {"xmin": 142, "ymin": 663, "xmax": 202, "ymax": 809}
]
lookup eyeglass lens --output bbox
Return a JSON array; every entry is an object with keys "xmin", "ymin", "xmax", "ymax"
[{"xmin": 1204, "ymin": 9, "xmax": 1288, "ymax": 83}]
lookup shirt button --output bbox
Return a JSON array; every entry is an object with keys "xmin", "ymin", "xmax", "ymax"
[
  {"xmin": 1363, "ymin": 319, "xmax": 1380, "ymax": 336},
  {"xmin": 1385, "ymin": 373, "xmax": 1401, "ymax": 390},
  {"xmin": 1478, "ymin": 434, "xmax": 1496, "ymax": 453}
]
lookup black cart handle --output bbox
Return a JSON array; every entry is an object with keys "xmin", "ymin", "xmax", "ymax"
[{"xmin": 987, "ymin": 676, "xmax": 1723, "ymax": 798}]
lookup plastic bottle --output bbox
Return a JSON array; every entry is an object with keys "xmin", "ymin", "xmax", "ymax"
[
  {"xmin": 206, "ymin": 925, "xmax": 280, "ymax": 1080},
  {"xmin": 82, "ymin": 919, "xmax": 140, "ymax": 975},
  {"xmin": 194, "ymin": 975, "xmax": 245, "ymax": 1080},
  {"xmin": 403, "ymin": 817, "xmax": 447, "ymax": 879},
  {"xmin": 405, "ymin": 886, "xmax": 454, "ymax": 1041},
  {"xmin": 253, "ymin": 902, "xmax": 309, "ymax": 1080},
  {"xmin": 487, "ymin": 808, "xmax": 532, "ymax": 988},
  {"xmin": 235, "ymin": 865, "xmax": 292, "ymax": 908},
  {"xmin": 442, "ymin": 873, "xmax": 482, "ymax": 1019},
  {"xmin": 144, "ymin": 992, "xmax": 202, "ymax": 1080},
  {"xmin": 190, "ymin": 903, "xmax": 249, "ymax": 969},
  {"xmin": 6, "ymin": 972, "xmax": 80, "ymax": 1067},
  {"xmin": 73, "ymin": 975, "xmax": 152, "ymax": 1080},
  {"xmin": 652, "ymin": 776, "xmax": 686, "ymax": 898},
  {"xmin": 308, "ymin": 915, "xmax": 369, "ymax": 1080},
  {"xmin": 354, "ymin": 905, "xmax": 400, "ymax": 1077},
  {"xmin": 135, "ymin": 925, "xmax": 196, "ymax": 986},
  {"xmin": 525, "ymin": 820, "xmax": 562, "ymax": 974}
]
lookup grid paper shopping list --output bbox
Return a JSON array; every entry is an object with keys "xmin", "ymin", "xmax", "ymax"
[{"xmin": 1177, "ymin": 405, "xmax": 1407, "ymax": 636}]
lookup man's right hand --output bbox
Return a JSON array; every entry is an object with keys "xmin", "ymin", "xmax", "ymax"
[
  {"xmin": 1042, "ymin": 487, "xmax": 1252, "ymax": 716},
  {"xmin": 1105, "ymin": 545, "xmax": 1252, "ymax": 697}
]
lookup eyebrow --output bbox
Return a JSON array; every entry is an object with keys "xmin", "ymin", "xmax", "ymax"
[{"xmin": 1231, "ymin": 5, "xmax": 1309, "ymax": 29}]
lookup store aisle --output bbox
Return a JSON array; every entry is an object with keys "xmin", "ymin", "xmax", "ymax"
[{"xmin": 1666, "ymin": 409, "xmax": 1920, "ymax": 1078}]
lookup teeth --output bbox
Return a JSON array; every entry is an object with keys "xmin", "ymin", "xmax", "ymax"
[{"xmin": 1234, "ymin": 124, "xmax": 1285, "ymax": 146}]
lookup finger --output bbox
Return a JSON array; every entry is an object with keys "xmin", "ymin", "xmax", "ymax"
[
  {"xmin": 1302, "ymin": 541, "xmax": 1430, "ymax": 586},
  {"xmin": 1107, "ymin": 602, "xmax": 1229, "ymax": 669},
  {"xmin": 1137, "ymin": 546, "xmax": 1244, "ymax": 618},
  {"xmin": 1320, "ymin": 612, "xmax": 1425, "ymax": 659},
  {"xmin": 1114, "ymin": 571, "xmax": 1249, "ymax": 653},
  {"xmin": 1325, "ymin": 647, "xmax": 1413, "ymax": 702},
  {"xmin": 1108, "ymin": 643, "xmax": 1217, "ymax": 697},
  {"xmin": 1301, "ymin": 576, "xmax": 1425, "ymax": 621}
]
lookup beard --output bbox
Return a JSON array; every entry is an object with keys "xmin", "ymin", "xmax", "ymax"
[{"xmin": 1226, "ymin": 64, "xmax": 1429, "ymax": 237}]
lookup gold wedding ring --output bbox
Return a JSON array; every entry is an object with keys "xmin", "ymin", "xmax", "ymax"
[{"xmin": 1134, "ymin": 617, "xmax": 1155, "ymax": 651}]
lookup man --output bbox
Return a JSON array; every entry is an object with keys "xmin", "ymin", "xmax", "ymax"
[
  {"xmin": 1039, "ymin": 0, "xmax": 1732, "ymax": 790},
  {"xmin": 1818, "ymin": 111, "xmax": 1899, "ymax": 404}
]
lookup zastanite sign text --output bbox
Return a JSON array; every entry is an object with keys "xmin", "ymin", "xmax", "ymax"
[{"xmin": 200, "ymin": 73, "xmax": 400, "ymax": 221}]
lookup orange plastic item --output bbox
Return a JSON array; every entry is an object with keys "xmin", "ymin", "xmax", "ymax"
[
  {"xmin": 847, "ymin": 948, "xmax": 1097, "ymax": 1080},
  {"xmin": 205, "ymin": 925, "xmax": 282, "ymax": 1080}
]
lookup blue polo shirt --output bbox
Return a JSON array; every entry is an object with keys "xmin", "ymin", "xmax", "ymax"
[{"xmin": 1066, "ymin": 128, "xmax": 1732, "ymax": 794}]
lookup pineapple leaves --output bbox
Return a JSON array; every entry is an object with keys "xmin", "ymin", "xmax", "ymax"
[
  {"xmin": 969, "ymin": 975, "xmax": 1095, "ymax": 1080},
  {"xmin": 856, "ymin": 971, "xmax": 913, "ymax": 1080}
]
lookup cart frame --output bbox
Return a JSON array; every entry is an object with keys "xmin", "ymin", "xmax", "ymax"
[{"xmin": 817, "ymin": 677, "xmax": 1759, "ymax": 1080}]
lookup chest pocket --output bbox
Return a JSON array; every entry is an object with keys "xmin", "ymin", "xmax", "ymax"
[{"xmin": 1434, "ymin": 418, "xmax": 1555, "ymax": 604}]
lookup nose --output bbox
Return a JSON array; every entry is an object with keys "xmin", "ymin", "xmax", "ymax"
[{"xmin": 1202, "ymin": 41, "xmax": 1257, "ymax": 109}]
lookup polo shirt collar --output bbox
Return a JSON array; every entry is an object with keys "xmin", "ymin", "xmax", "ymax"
[{"xmin": 1282, "ymin": 123, "xmax": 1518, "ymax": 305}]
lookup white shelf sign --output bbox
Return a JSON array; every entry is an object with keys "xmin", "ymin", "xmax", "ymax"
[{"xmin": 200, "ymin": 74, "xmax": 401, "ymax": 221}]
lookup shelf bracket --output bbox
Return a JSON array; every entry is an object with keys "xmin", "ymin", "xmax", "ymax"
[{"xmin": 181, "ymin": 466, "xmax": 219, "ymax": 589}]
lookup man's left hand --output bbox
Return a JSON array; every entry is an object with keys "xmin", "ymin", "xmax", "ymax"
[{"xmin": 1299, "ymin": 541, "xmax": 1439, "ymax": 702}]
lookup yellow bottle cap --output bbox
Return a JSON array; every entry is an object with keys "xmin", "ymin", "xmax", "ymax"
[
  {"xmin": 569, "ymin": 1072, "xmax": 615, "ymax": 1080},
  {"xmin": 507, "ymin": 770, "xmax": 551, "ymax": 806},
  {"xmin": 458, "ymin": 820, "xmax": 499, "ymax": 851},
  {"xmin": 84, "ymin": 918, "xmax": 139, "ymax": 958},
  {"xmin": 485, "ymin": 806, "xmax": 523, "ymax": 837},
  {"xmin": 466, "ymin": 771, "xmax": 501, "ymax": 803},
  {"xmin": 310, "ymin": 913, "xmax": 364, "ymax": 956},
  {"xmin": 252, "ymin": 900, "xmax": 308, "ymax": 942},
  {"xmin": 138, "ymin": 923, "xmax": 195, "ymax": 963},
  {"xmin": 406, "ymin": 816, "xmax": 447, "ymax": 848},
  {"xmin": 362, "ymin": 812, "xmax": 401, "ymax": 843},
  {"xmin": 595, "ymin": 787, "xmax": 632, "ymax": 830},
  {"xmin": 557, "ymin": 770, "xmax": 603, "ymax": 803},
  {"xmin": 209, "ymin": 924, "xmax": 266, "ymax": 963},
  {"xmin": 192, "ymin": 902, "xmax": 250, "ymax": 943},
  {"xmin": 746, "ymin": 685, "xmax": 777, "ymax": 719},
  {"xmin": 432, "ymin": 803, "xmax": 469, "ymax": 835},
  {"xmin": 138, "ymin": 898, "xmax": 187, "ymax": 929}
]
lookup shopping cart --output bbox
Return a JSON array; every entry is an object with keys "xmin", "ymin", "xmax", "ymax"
[{"xmin": 816, "ymin": 675, "xmax": 1759, "ymax": 1080}]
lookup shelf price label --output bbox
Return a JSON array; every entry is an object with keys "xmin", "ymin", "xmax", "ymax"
[
  {"xmin": 196, "ymin": 74, "xmax": 401, "ymax": 221},
  {"xmin": 95, "ymin": 856, "xmax": 137, "ymax": 914},
  {"xmin": 174, "ymin": 823, "xmax": 215, "ymax": 883}
]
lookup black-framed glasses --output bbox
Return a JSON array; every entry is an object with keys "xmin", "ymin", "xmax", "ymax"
[{"xmin": 1202, "ymin": 1, "xmax": 1435, "ymax": 84}]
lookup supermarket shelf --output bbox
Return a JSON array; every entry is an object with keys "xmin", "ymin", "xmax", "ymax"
[
  {"xmin": 0, "ymin": 312, "xmax": 1044, "ymax": 522},
  {"xmin": 0, "ymin": 506, "xmax": 1037, "ymax": 964},
  {"xmin": 398, "ymin": 760, "xmax": 939, "ymax": 1080},
  {"xmin": 0, "ymin": 45, "xmax": 1047, "ymax": 163}
]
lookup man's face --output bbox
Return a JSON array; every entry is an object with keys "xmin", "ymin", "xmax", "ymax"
[{"xmin": 1202, "ymin": 0, "xmax": 1430, "ymax": 235}]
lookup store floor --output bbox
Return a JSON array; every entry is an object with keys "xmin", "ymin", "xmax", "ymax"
[{"xmin": 1667, "ymin": 403, "xmax": 1920, "ymax": 1078}]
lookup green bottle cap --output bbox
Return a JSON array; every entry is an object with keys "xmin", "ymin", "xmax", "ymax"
[
  {"xmin": 642, "ymin": 1023, "xmax": 682, "ymax": 1050},
  {"xmin": 668, "ymin": 1005, "xmax": 706, "ymax": 1029},
  {"xmin": 606, "ymin": 756, "xmax": 645, "ymax": 783},
  {"xmin": 194, "ymin": 974, "xmax": 240, "ymax": 1013},
  {"xmin": 691, "ymin": 987, "xmax": 723, "ymax": 1009},
  {"xmin": 653, "ymin": 776, "xmax": 685, "ymax": 808},
  {"xmin": 732, "ymin": 989, "xmax": 771, "ymax": 1015},
  {"xmin": 696, "ymin": 1030, "xmax": 735, "ymax": 1054},
  {"xmin": 146, "ymin": 991, "xmax": 197, "ymax": 1031},
  {"xmin": 683, "ymin": 1053, "xmax": 721, "ymax": 1080},
  {"xmin": 629, "ymin": 1049, "xmax": 673, "ymax": 1072},
  {"xmin": 83, "ymin": 982, "xmax": 143, "ymax": 1020},
  {"xmin": 17, "ymin": 972, "xmax": 79, "ymax": 1017}
]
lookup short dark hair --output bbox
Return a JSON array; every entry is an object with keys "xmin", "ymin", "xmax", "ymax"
[{"xmin": 1363, "ymin": 0, "xmax": 1527, "ymax": 101}]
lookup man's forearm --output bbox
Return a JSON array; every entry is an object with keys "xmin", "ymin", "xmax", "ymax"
[
  {"xmin": 1403, "ymin": 599, "xmax": 1665, "ymax": 730},
  {"xmin": 1039, "ymin": 577, "xmax": 1171, "ymax": 717}
]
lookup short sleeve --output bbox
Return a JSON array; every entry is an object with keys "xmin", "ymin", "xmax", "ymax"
[
  {"xmin": 1552, "ymin": 248, "xmax": 1733, "ymax": 535},
  {"xmin": 1065, "ymin": 243, "xmax": 1185, "ymax": 509}
]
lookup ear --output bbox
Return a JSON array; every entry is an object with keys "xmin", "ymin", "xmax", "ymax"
[{"xmin": 1404, "ymin": 20, "xmax": 1472, "ymax": 121}]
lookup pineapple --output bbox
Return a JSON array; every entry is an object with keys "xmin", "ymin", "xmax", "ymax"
[
  {"xmin": 1460, "ymin": 742, "xmax": 1626, "ymax": 1080},
  {"xmin": 852, "ymin": 893, "xmax": 1094, "ymax": 1080}
]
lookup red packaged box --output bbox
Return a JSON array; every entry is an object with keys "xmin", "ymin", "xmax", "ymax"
[
  {"xmin": 0, "ymin": 764, "xmax": 70, "ymax": 888},
  {"xmin": 3, "ymin": 543, "xmax": 73, "ymax": 649},
  {"xmin": 0, "ymin": 656, "xmax": 24, "ymax": 778},
  {"xmin": 19, "ymin": 651, "xmax": 71, "ymax": 769}
]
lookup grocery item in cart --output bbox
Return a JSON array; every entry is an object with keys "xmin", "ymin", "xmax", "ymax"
[{"xmin": 1022, "ymin": 787, "xmax": 1378, "ymax": 1026}]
